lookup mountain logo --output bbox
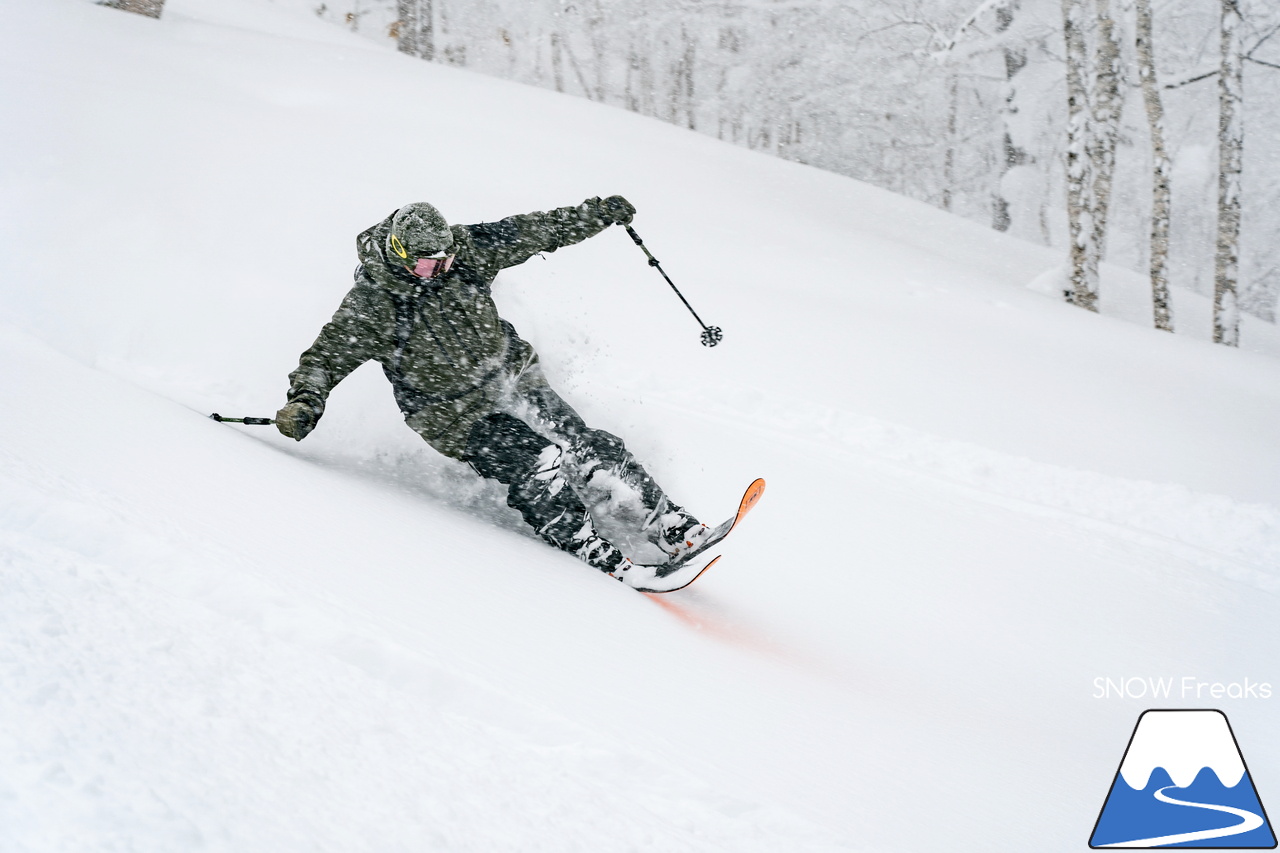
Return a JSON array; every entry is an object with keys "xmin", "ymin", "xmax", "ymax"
[{"xmin": 1090, "ymin": 709, "xmax": 1276, "ymax": 848}]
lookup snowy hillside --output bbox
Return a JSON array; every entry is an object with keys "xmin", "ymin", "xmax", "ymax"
[{"xmin": 2, "ymin": 1, "xmax": 1278, "ymax": 851}]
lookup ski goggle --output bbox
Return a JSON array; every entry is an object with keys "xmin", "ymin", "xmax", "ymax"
[{"xmin": 409, "ymin": 252, "xmax": 455, "ymax": 279}]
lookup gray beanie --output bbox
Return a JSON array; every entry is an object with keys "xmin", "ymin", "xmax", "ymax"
[{"xmin": 387, "ymin": 202, "xmax": 453, "ymax": 263}]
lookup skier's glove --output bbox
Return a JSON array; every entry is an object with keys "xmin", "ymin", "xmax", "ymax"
[
  {"xmin": 275, "ymin": 400, "xmax": 319, "ymax": 441},
  {"xmin": 600, "ymin": 195, "xmax": 636, "ymax": 226}
]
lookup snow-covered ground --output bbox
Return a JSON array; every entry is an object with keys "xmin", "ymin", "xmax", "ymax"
[{"xmin": 2, "ymin": 1, "xmax": 1278, "ymax": 850}]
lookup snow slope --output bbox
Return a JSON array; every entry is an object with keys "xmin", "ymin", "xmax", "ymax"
[{"xmin": 2, "ymin": 1, "xmax": 1278, "ymax": 850}]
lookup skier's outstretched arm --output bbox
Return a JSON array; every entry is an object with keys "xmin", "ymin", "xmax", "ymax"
[
  {"xmin": 277, "ymin": 283, "xmax": 391, "ymax": 440},
  {"xmin": 469, "ymin": 195, "xmax": 635, "ymax": 271}
]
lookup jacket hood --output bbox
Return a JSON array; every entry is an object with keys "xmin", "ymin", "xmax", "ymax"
[
  {"xmin": 357, "ymin": 212, "xmax": 472, "ymax": 296},
  {"xmin": 357, "ymin": 212, "xmax": 424, "ymax": 295}
]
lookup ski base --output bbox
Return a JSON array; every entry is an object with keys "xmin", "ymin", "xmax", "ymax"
[{"xmin": 610, "ymin": 553, "xmax": 722, "ymax": 594}]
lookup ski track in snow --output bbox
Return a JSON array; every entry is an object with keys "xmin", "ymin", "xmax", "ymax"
[{"xmin": 634, "ymin": 383, "xmax": 1280, "ymax": 593}]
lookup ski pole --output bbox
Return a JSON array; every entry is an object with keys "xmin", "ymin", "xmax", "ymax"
[
  {"xmin": 210, "ymin": 413, "xmax": 275, "ymax": 425},
  {"xmin": 623, "ymin": 225, "xmax": 723, "ymax": 347}
]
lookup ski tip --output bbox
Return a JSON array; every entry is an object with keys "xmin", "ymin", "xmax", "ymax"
[{"xmin": 738, "ymin": 478, "xmax": 765, "ymax": 520}]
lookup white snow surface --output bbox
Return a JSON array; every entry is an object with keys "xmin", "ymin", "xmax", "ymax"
[{"xmin": 2, "ymin": 1, "xmax": 1279, "ymax": 850}]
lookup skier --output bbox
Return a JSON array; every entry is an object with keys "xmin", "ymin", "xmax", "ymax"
[{"xmin": 275, "ymin": 197, "xmax": 710, "ymax": 580}]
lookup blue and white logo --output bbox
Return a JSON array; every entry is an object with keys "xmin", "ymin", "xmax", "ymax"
[{"xmin": 1090, "ymin": 709, "xmax": 1276, "ymax": 848}]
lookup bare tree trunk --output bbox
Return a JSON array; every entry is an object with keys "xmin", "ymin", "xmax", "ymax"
[
  {"xmin": 396, "ymin": 0, "xmax": 415, "ymax": 56},
  {"xmin": 557, "ymin": 34, "xmax": 598, "ymax": 101},
  {"xmin": 993, "ymin": 0, "xmax": 1027, "ymax": 232},
  {"xmin": 626, "ymin": 39, "xmax": 650, "ymax": 114},
  {"xmin": 420, "ymin": 0, "xmax": 435, "ymax": 61},
  {"xmin": 551, "ymin": 32, "xmax": 566, "ymax": 93},
  {"xmin": 943, "ymin": 75, "xmax": 959, "ymax": 213},
  {"xmin": 1214, "ymin": 0, "xmax": 1244, "ymax": 347},
  {"xmin": 1089, "ymin": 0, "xmax": 1124, "ymax": 267},
  {"xmin": 1134, "ymin": 0, "xmax": 1174, "ymax": 332},
  {"xmin": 1062, "ymin": 0, "xmax": 1098, "ymax": 310},
  {"xmin": 102, "ymin": 0, "xmax": 165, "ymax": 18},
  {"xmin": 395, "ymin": 0, "xmax": 434, "ymax": 60},
  {"xmin": 681, "ymin": 30, "xmax": 697, "ymax": 131},
  {"xmin": 581, "ymin": 0, "xmax": 607, "ymax": 102},
  {"xmin": 1060, "ymin": 0, "xmax": 1123, "ymax": 313}
]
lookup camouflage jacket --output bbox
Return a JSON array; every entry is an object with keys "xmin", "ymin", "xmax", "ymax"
[{"xmin": 287, "ymin": 198, "xmax": 615, "ymax": 458}]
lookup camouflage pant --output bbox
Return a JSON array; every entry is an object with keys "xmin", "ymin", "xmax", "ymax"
[{"xmin": 456, "ymin": 365, "xmax": 690, "ymax": 557}]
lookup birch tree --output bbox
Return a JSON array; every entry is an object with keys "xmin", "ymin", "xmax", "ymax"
[
  {"xmin": 1134, "ymin": 0, "xmax": 1173, "ymax": 331},
  {"xmin": 395, "ymin": 0, "xmax": 434, "ymax": 60},
  {"xmin": 293, "ymin": 0, "xmax": 1280, "ymax": 324},
  {"xmin": 1060, "ymin": 0, "xmax": 1125, "ymax": 312},
  {"xmin": 938, "ymin": 0, "xmax": 1036, "ymax": 231},
  {"xmin": 1088, "ymin": 0, "xmax": 1124, "ymax": 273},
  {"xmin": 1062, "ymin": 0, "xmax": 1097, "ymax": 310},
  {"xmin": 992, "ymin": 0, "xmax": 1028, "ymax": 232},
  {"xmin": 943, "ymin": 75, "xmax": 961, "ymax": 212},
  {"xmin": 1214, "ymin": 0, "xmax": 1244, "ymax": 346}
]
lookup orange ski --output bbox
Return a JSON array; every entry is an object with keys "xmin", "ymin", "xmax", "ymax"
[
  {"xmin": 670, "ymin": 477, "xmax": 765, "ymax": 568},
  {"xmin": 624, "ymin": 554, "xmax": 722, "ymax": 594},
  {"xmin": 612, "ymin": 479, "xmax": 765, "ymax": 593}
]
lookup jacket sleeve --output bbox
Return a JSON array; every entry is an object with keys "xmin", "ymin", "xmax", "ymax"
[
  {"xmin": 466, "ymin": 197, "xmax": 614, "ymax": 271},
  {"xmin": 286, "ymin": 282, "xmax": 392, "ymax": 416}
]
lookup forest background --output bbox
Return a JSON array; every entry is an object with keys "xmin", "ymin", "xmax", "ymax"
[{"xmin": 249, "ymin": 0, "xmax": 1279, "ymax": 339}]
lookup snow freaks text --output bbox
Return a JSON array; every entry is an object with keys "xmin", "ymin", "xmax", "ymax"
[{"xmin": 1093, "ymin": 677, "xmax": 1273, "ymax": 701}]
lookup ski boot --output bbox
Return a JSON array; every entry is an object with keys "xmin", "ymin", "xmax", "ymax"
[{"xmin": 653, "ymin": 511, "xmax": 711, "ymax": 565}]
